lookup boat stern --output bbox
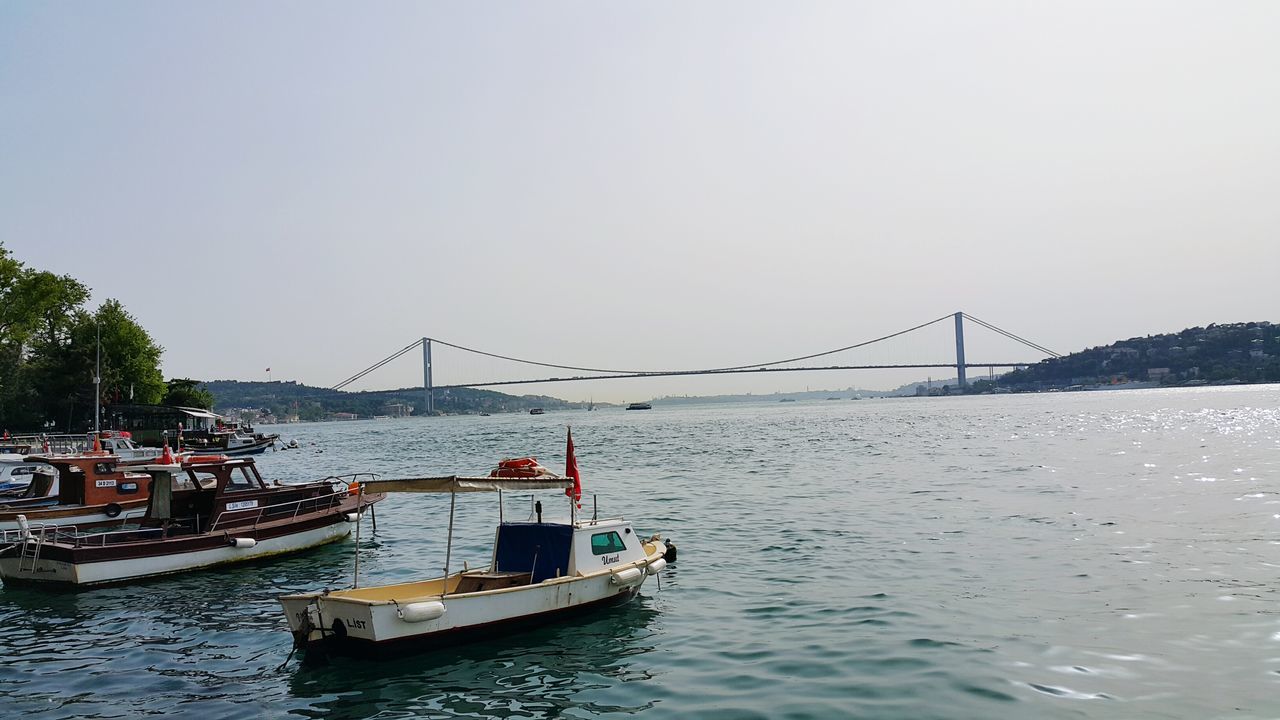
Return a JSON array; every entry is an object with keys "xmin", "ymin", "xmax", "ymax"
[{"xmin": 279, "ymin": 592, "xmax": 327, "ymax": 644}]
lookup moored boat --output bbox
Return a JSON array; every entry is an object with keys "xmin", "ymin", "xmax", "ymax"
[
  {"xmin": 96, "ymin": 431, "xmax": 169, "ymax": 465},
  {"xmin": 180, "ymin": 427, "xmax": 279, "ymax": 456},
  {"xmin": 279, "ymin": 432, "xmax": 675, "ymax": 658},
  {"xmin": 0, "ymin": 455, "xmax": 383, "ymax": 586},
  {"xmin": 0, "ymin": 453, "xmax": 151, "ymax": 531},
  {"xmin": 0, "ymin": 455, "xmax": 56, "ymax": 495}
]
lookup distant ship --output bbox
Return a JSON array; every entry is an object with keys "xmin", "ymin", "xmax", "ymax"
[
  {"xmin": 779, "ymin": 398, "xmax": 796, "ymax": 403},
  {"xmin": 625, "ymin": 402, "xmax": 652, "ymax": 410},
  {"xmin": 529, "ymin": 408, "xmax": 545, "ymax": 415}
]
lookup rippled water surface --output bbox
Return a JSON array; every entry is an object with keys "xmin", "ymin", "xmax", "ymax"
[{"xmin": 2, "ymin": 386, "xmax": 1278, "ymax": 719}]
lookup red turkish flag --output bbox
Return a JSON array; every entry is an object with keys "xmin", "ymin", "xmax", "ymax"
[{"xmin": 565, "ymin": 427, "xmax": 582, "ymax": 507}]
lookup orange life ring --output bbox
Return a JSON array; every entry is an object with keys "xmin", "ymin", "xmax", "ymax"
[
  {"xmin": 497, "ymin": 457, "xmax": 538, "ymax": 469},
  {"xmin": 187, "ymin": 454, "xmax": 228, "ymax": 464}
]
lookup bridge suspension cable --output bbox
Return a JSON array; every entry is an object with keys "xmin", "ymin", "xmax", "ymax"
[
  {"xmin": 331, "ymin": 339, "xmax": 424, "ymax": 390},
  {"xmin": 961, "ymin": 313, "xmax": 1061, "ymax": 358},
  {"xmin": 423, "ymin": 313, "xmax": 956, "ymax": 378},
  {"xmin": 329, "ymin": 311, "xmax": 1059, "ymax": 391}
]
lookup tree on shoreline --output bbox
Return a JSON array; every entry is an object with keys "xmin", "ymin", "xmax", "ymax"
[
  {"xmin": 162, "ymin": 378, "xmax": 215, "ymax": 410},
  {"xmin": 0, "ymin": 243, "xmax": 166, "ymax": 431}
]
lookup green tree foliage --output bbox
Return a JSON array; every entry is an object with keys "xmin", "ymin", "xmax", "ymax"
[
  {"xmin": 162, "ymin": 378, "xmax": 215, "ymax": 410},
  {"xmin": 0, "ymin": 244, "xmax": 166, "ymax": 430},
  {"xmin": 0, "ymin": 244, "xmax": 90, "ymax": 428},
  {"xmin": 24, "ymin": 300, "xmax": 166, "ymax": 429}
]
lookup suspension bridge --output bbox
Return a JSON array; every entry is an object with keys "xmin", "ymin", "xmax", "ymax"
[{"xmin": 330, "ymin": 312, "xmax": 1060, "ymax": 412}]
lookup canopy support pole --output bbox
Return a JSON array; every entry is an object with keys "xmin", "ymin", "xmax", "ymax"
[
  {"xmin": 352, "ymin": 485, "xmax": 363, "ymax": 588},
  {"xmin": 443, "ymin": 487, "xmax": 456, "ymax": 596}
]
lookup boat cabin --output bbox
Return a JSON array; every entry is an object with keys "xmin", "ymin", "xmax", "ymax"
[
  {"xmin": 0, "ymin": 454, "xmax": 147, "ymax": 509},
  {"xmin": 139, "ymin": 458, "xmax": 346, "ymax": 536},
  {"xmin": 484, "ymin": 518, "xmax": 649, "ymax": 587},
  {"xmin": 48, "ymin": 455, "xmax": 147, "ymax": 506}
]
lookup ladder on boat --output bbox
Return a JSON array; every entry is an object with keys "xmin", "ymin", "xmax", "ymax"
[{"xmin": 15, "ymin": 515, "xmax": 48, "ymax": 574}]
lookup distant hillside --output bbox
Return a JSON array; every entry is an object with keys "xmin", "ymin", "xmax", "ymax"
[
  {"xmin": 199, "ymin": 380, "xmax": 583, "ymax": 420},
  {"xmin": 994, "ymin": 321, "xmax": 1280, "ymax": 391}
]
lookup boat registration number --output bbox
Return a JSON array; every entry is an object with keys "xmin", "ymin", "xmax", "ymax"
[
  {"xmin": 95, "ymin": 479, "xmax": 116, "ymax": 488},
  {"xmin": 226, "ymin": 500, "xmax": 259, "ymax": 511}
]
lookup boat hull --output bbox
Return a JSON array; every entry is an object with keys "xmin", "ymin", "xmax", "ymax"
[
  {"xmin": 293, "ymin": 585, "xmax": 639, "ymax": 658},
  {"xmin": 281, "ymin": 540, "xmax": 668, "ymax": 656},
  {"xmin": 0, "ymin": 518, "xmax": 356, "ymax": 587}
]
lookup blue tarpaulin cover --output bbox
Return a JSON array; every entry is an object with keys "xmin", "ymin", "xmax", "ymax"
[{"xmin": 494, "ymin": 522, "xmax": 573, "ymax": 583}]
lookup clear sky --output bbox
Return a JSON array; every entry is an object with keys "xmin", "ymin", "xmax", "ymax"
[{"xmin": 2, "ymin": 2, "xmax": 1277, "ymax": 402}]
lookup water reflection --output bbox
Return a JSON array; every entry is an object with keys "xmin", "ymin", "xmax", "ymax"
[{"xmin": 287, "ymin": 600, "xmax": 663, "ymax": 719}]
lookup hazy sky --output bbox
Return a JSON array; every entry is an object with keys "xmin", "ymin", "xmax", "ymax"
[{"xmin": 3, "ymin": 2, "xmax": 1277, "ymax": 402}]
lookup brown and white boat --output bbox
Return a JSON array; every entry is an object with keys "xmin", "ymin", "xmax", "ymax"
[
  {"xmin": 0, "ymin": 455, "xmax": 384, "ymax": 586},
  {"xmin": 0, "ymin": 453, "xmax": 152, "ymax": 532}
]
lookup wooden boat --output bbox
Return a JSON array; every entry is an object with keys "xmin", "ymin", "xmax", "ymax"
[
  {"xmin": 280, "ymin": 467, "xmax": 674, "ymax": 657},
  {"xmin": 0, "ymin": 453, "xmax": 152, "ymax": 531},
  {"xmin": 0, "ymin": 456, "xmax": 383, "ymax": 586}
]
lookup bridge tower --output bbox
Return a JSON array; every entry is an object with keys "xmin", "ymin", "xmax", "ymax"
[
  {"xmin": 954, "ymin": 312, "xmax": 966, "ymax": 389},
  {"xmin": 422, "ymin": 338, "xmax": 434, "ymax": 415}
]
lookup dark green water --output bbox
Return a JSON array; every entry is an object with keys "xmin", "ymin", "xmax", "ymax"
[{"xmin": 2, "ymin": 386, "xmax": 1277, "ymax": 719}]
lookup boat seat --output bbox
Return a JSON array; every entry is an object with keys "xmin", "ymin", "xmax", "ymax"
[{"xmin": 453, "ymin": 571, "xmax": 532, "ymax": 594}]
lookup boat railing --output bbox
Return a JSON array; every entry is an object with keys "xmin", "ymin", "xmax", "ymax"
[
  {"xmin": 68, "ymin": 525, "xmax": 167, "ymax": 547},
  {"xmin": 0, "ymin": 521, "xmax": 75, "ymax": 546},
  {"xmin": 1, "ymin": 521, "xmax": 171, "ymax": 549},
  {"xmin": 208, "ymin": 477, "xmax": 374, "ymax": 533},
  {"xmin": 6, "ymin": 434, "xmax": 92, "ymax": 454}
]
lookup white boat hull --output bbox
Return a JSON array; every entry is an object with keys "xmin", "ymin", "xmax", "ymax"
[
  {"xmin": 0, "ymin": 521, "xmax": 353, "ymax": 586},
  {"xmin": 282, "ymin": 539, "xmax": 669, "ymax": 655}
]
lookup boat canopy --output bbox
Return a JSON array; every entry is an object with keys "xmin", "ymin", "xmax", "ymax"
[{"xmin": 360, "ymin": 475, "xmax": 571, "ymax": 494}]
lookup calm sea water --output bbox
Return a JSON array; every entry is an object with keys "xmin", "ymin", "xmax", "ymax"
[{"xmin": 1, "ymin": 386, "xmax": 1277, "ymax": 719}]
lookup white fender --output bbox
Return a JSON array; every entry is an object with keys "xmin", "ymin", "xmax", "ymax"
[
  {"xmin": 646, "ymin": 558, "xmax": 667, "ymax": 575},
  {"xmin": 610, "ymin": 567, "xmax": 644, "ymax": 586},
  {"xmin": 398, "ymin": 601, "xmax": 446, "ymax": 623},
  {"xmin": 343, "ymin": 512, "xmax": 362, "ymax": 523},
  {"xmin": 231, "ymin": 537, "xmax": 257, "ymax": 548}
]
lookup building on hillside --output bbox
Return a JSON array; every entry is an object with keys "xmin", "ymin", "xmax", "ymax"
[{"xmin": 382, "ymin": 403, "xmax": 414, "ymax": 418}]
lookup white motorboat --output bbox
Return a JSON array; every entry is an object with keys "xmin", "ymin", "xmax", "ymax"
[
  {"xmin": 181, "ymin": 427, "xmax": 279, "ymax": 456},
  {"xmin": 279, "ymin": 435, "xmax": 675, "ymax": 658},
  {"xmin": 0, "ymin": 455, "xmax": 56, "ymax": 495},
  {"xmin": 96, "ymin": 432, "xmax": 168, "ymax": 465}
]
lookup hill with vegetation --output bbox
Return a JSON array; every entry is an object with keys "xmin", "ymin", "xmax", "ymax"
[
  {"xmin": 200, "ymin": 379, "xmax": 585, "ymax": 421},
  {"xmin": 990, "ymin": 322, "xmax": 1279, "ymax": 391}
]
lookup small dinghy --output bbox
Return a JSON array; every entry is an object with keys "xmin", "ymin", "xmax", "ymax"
[{"xmin": 279, "ymin": 430, "xmax": 675, "ymax": 658}]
